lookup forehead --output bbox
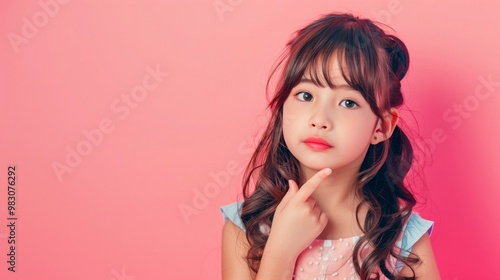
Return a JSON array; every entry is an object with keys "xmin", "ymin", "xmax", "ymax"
[{"xmin": 301, "ymin": 53, "xmax": 351, "ymax": 88}]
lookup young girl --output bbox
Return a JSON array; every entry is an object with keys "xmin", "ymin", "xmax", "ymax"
[{"xmin": 220, "ymin": 12, "xmax": 440, "ymax": 280}]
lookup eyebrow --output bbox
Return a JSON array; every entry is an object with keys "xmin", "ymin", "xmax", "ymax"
[{"xmin": 299, "ymin": 77, "xmax": 355, "ymax": 90}]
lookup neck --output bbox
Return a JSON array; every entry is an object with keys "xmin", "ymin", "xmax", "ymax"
[
  {"xmin": 300, "ymin": 163, "xmax": 368, "ymax": 239},
  {"xmin": 300, "ymin": 163, "xmax": 360, "ymax": 211}
]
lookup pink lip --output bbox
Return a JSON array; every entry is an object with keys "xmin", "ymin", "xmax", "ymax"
[{"xmin": 304, "ymin": 137, "xmax": 332, "ymax": 151}]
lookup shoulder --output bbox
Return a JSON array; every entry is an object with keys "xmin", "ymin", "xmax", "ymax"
[
  {"xmin": 399, "ymin": 212, "xmax": 434, "ymax": 256},
  {"xmin": 220, "ymin": 201, "xmax": 246, "ymax": 232},
  {"xmin": 397, "ymin": 212, "xmax": 441, "ymax": 279}
]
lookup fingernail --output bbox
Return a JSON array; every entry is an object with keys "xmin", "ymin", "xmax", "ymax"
[{"xmin": 324, "ymin": 168, "xmax": 332, "ymax": 175}]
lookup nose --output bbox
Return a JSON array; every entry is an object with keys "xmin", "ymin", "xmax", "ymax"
[{"xmin": 309, "ymin": 108, "xmax": 332, "ymax": 130}]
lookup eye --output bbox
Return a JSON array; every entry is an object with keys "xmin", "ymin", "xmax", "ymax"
[
  {"xmin": 295, "ymin": 91, "xmax": 313, "ymax": 102},
  {"xmin": 340, "ymin": 99, "xmax": 359, "ymax": 109}
]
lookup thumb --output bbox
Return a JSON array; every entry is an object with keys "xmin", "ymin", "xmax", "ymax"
[
  {"xmin": 318, "ymin": 212, "xmax": 328, "ymax": 230},
  {"xmin": 287, "ymin": 179, "xmax": 299, "ymax": 195},
  {"xmin": 282, "ymin": 180, "xmax": 297, "ymax": 202},
  {"xmin": 277, "ymin": 180, "xmax": 296, "ymax": 212}
]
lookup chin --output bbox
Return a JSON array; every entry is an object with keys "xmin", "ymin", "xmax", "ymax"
[{"xmin": 299, "ymin": 161, "xmax": 333, "ymax": 172}]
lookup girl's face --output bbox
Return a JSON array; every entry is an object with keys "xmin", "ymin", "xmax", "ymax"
[{"xmin": 282, "ymin": 56, "xmax": 379, "ymax": 178}]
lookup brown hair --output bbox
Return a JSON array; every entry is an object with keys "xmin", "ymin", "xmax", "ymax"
[{"xmin": 240, "ymin": 12, "xmax": 419, "ymax": 279}]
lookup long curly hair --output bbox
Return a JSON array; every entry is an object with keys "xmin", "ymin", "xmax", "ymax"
[{"xmin": 240, "ymin": 12, "xmax": 420, "ymax": 279}]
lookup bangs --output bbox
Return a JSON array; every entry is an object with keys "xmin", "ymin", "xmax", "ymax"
[{"xmin": 287, "ymin": 21, "xmax": 382, "ymax": 103}]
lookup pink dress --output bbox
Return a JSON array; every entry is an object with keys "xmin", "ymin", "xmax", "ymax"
[{"xmin": 220, "ymin": 201, "xmax": 434, "ymax": 280}]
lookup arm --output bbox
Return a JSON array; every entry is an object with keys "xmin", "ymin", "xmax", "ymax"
[
  {"xmin": 221, "ymin": 219, "xmax": 297, "ymax": 280},
  {"xmin": 222, "ymin": 168, "xmax": 332, "ymax": 280},
  {"xmin": 398, "ymin": 232, "xmax": 441, "ymax": 279},
  {"xmin": 221, "ymin": 219, "xmax": 255, "ymax": 280}
]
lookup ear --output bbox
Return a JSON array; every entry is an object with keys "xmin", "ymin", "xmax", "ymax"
[{"xmin": 371, "ymin": 108, "xmax": 399, "ymax": 145}]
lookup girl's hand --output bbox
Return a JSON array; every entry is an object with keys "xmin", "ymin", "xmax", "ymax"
[{"xmin": 266, "ymin": 168, "xmax": 331, "ymax": 258}]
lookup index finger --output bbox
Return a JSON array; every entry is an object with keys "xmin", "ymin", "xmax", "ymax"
[{"xmin": 295, "ymin": 168, "xmax": 332, "ymax": 201}]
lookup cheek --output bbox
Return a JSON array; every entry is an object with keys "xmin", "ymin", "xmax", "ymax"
[
  {"xmin": 337, "ymin": 114, "xmax": 376, "ymax": 143},
  {"xmin": 282, "ymin": 102, "xmax": 304, "ymax": 149},
  {"xmin": 282, "ymin": 102, "xmax": 300, "ymax": 128},
  {"xmin": 282, "ymin": 104, "xmax": 292, "ymax": 143}
]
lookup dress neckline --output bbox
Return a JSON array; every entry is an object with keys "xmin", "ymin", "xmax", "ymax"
[{"xmin": 314, "ymin": 235, "xmax": 362, "ymax": 242}]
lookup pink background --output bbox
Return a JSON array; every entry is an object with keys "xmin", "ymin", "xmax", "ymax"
[{"xmin": 1, "ymin": 1, "xmax": 499, "ymax": 279}]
